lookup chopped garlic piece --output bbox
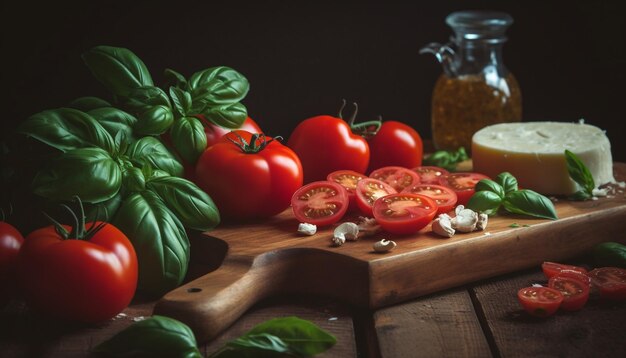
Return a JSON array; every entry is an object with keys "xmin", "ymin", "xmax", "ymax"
[{"xmin": 297, "ymin": 222, "xmax": 317, "ymax": 235}]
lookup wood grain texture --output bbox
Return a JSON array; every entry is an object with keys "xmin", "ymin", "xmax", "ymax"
[
  {"xmin": 473, "ymin": 269, "xmax": 626, "ymax": 358},
  {"xmin": 374, "ymin": 288, "xmax": 492, "ymax": 358},
  {"xmin": 155, "ymin": 164, "xmax": 626, "ymax": 342}
]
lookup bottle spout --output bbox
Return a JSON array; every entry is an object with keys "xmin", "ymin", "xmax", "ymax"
[{"xmin": 419, "ymin": 42, "xmax": 456, "ymax": 76}]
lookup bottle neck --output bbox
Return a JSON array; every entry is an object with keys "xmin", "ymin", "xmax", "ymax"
[{"xmin": 452, "ymin": 39, "xmax": 508, "ymax": 77}]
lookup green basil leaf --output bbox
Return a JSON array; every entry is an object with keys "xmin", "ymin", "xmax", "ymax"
[
  {"xmin": 592, "ymin": 242, "xmax": 626, "ymax": 269},
  {"xmin": 474, "ymin": 179, "xmax": 505, "ymax": 198},
  {"xmin": 125, "ymin": 137, "xmax": 184, "ymax": 177},
  {"xmin": 82, "ymin": 46, "xmax": 153, "ymax": 97},
  {"xmin": 569, "ymin": 190, "xmax": 593, "ymax": 201},
  {"xmin": 495, "ymin": 172, "xmax": 518, "ymax": 194},
  {"xmin": 188, "ymin": 66, "xmax": 249, "ymax": 107},
  {"xmin": 423, "ymin": 147, "xmax": 467, "ymax": 171},
  {"xmin": 88, "ymin": 107, "xmax": 137, "ymax": 141},
  {"xmin": 211, "ymin": 333, "xmax": 290, "ymax": 357},
  {"xmin": 147, "ymin": 175, "xmax": 219, "ymax": 231},
  {"xmin": 170, "ymin": 87, "xmax": 193, "ymax": 118},
  {"xmin": 92, "ymin": 315, "xmax": 202, "ymax": 358},
  {"xmin": 170, "ymin": 116, "xmax": 207, "ymax": 164},
  {"xmin": 18, "ymin": 108, "xmax": 115, "ymax": 153},
  {"xmin": 123, "ymin": 166, "xmax": 147, "ymax": 193},
  {"xmin": 69, "ymin": 96, "xmax": 111, "ymax": 111},
  {"xmin": 466, "ymin": 190, "xmax": 502, "ymax": 215},
  {"xmin": 503, "ymin": 189, "xmax": 558, "ymax": 220},
  {"xmin": 32, "ymin": 147, "xmax": 121, "ymax": 203},
  {"xmin": 565, "ymin": 149, "xmax": 595, "ymax": 194},
  {"xmin": 134, "ymin": 105, "xmax": 175, "ymax": 136},
  {"xmin": 121, "ymin": 86, "xmax": 171, "ymax": 113},
  {"xmin": 114, "ymin": 191, "xmax": 189, "ymax": 296},
  {"xmin": 164, "ymin": 68, "xmax": 188, "ymax": 90},
  {"xmin": 245, "ymin": 317, "xmax": 337, "ymax": 356},
  {"xmin": 200, "ymin": 102, "xmax": 247, "ymax": 129},
  {"xmin": 85, "ymin": 191, "xmax": 124, "ymax": 222}
]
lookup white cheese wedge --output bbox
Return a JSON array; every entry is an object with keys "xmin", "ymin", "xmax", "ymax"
[{"xmin": 472, "ymin": 122, "xmax": 614, "ymax": 195}]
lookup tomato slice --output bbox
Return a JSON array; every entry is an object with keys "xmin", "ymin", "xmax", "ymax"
[
  {"xmin": 369, "ymin": 166, "xmax": 421, "ymax": 192},
  {"xmin": 588, "ymin": 267, "xmax": 626, "ymax": 300},
  {"xmin": 355, "ymin": 178, "xmax": 397, "ymax": 217},
  {"xmin": 327, "ymin": 170, "xmax": 367, "ymax": 212},
  {"xmin": 541, "ymin": 261, "xmax": 588, "ymax": 279},
  {"xmin": 402, "ymin": 184, "xmax": 457, "ymax": 215},
  {"xmin": 438, "ymin": 172, "xmax": 490, "ymax": 206},
  {"xmin": 548, "ymin": 274, "xmax": 590, "ymax": 311},
  {"xmin": 517, "ymin": 286, "xmax": 563, "ymax": 317},
  {"xmin": 291, "ymin": 181, "xmax": 349, "ymax": 227},
  {"xmin": 372, "ymin": 193, "xmax": 438, "ymax": 235},
  {"xmin": 412, "ymin": 166, "xmax": 449, "ymax": 185}
]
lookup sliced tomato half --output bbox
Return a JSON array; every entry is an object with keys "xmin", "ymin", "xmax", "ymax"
[
  {"xmin": 517, "ymin": 286, "xmax": 563, "ymax": 317},
  {"xmin": 355, "ymin": 178, "xmax": 397, "ymax": 217},
  {"xmin": 369, "ymin": 166, "xmax": 421, "ymax": 192},
  {"xmin": 327, "ymin": 170, "xmax": 367, "ymax": 212},
  {"xmin": 541, "ymin": 261, "xmax": 588, "ymax": 280},
  {"xmin": 438, "ymin": 172, "xmax": 490, "ymax": 206},
  {"xmin": 412, "ymin": 166, "xmax": 449, "ymax": 185},
  {"xmin": 372, "ymin": 193, "xmax": 438, "ymax": 235},
  {"xmin": 548, "ymin": 273, "xmax": 590, "ymax": 311},
  {"xmin": 588, "ymin": 267, "xmax": 626, "ymax": 300},
  {"xmin": 402, "ymin": 184, "xmax": 457, "ymax": 215},
  {"xmin": 291, "ymin": 181, "xmax": 349, "ymax": 227}
]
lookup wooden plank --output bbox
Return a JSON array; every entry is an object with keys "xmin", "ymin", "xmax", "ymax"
[
  {"xmin": 373, "ymin": 288, "xmax": 491, "ymax": 358},
  {"xmin": 473, "ymin": 268, "xmax": 626, "ymax": 358}
]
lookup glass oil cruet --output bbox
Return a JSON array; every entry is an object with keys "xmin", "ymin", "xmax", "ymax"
[{"xmin": 421, "ymin": 10, "xmax": 522, "ymax": 152}]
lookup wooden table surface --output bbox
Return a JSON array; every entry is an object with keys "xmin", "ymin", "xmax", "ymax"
[{"xmin": 2, "ymin": 257, "xmax": 625, "ymax": 357}]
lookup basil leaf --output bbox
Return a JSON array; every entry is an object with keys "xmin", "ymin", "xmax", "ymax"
[
  {"xmin": 123, "ymin": 166, "xmax": 147, "ymax": 193},
  {"xmin": 147, "ymin": 175, "xmax": 220, "ymax": 231},
  {"xmin": 423, "ymin": 147, "xmax": 468, "ymax": 171},
  {"xmin": 565, "ymin": 149, "xmax": 595, "ymax": 195},
  {"xmin": 92, "ymin": 315, "xmax": 202, "ymax": 358},
  {"xmin": 134, "ymin": 105, "xmax": 175, "ymax": 136},
  {"xmin": 466, "ymin": 190, "xmax": 502, "ymax": 215},
  {"xmin": 32, "ymin": 147, "xmax": 122, "ymax": 203},
  {"xmin": 170, "ymin": 87, "xmax": 193, "ymax": 118},
  {"xmin": 474, "ymin": 179, "xmax": 505, "ymax": 198},
  {"xmin": 88, "ymin": 107, "xmax": 137, "ymax": 141},
  {"xmin": 569, "ymin": 190, "xmax": 593, "ymax": 201},
  {"xmin": 495, "ymin": 172, "xmax": 518, "ymax": 194},
  {"xmin": 18, "ymin": 108, "xmax": 115, "ymax": 153},
  {"xmin": 164, "ymin": 68, "xmax": 188, "ymax": 90},
  {"xmin": 82, "ymin": 46, "xmax": 153, "ymax": 97},
  {"xmin": 245, "ymin": 317, "xmax": 337, "ymax": 356},
  {"xmin": 85, "ymin": 191, "xmax": 123, "ymax": 222},
  {"xmin": 125, "ymin": 137, "xmax": 184, "ymax": 177},
  {"xmin": 121, "ymin": 86, "xmax": 171, "ymax": 113},
  {"xmin": 212, "ymin": 334, "xmax": 291, "ymax": 357},
  {"xmin": 69, "ymin": 96, "xmax": 111, "ymax": 111},
  {"xmin": 188, "ymin": 66, "xmax": 249, "ymax": 106},
  {"xmin": 200, "ymin": 102, "xmax": 247, "ymax": 129},
  {"xmin": 170, "ymin": 116, "xmax": 207, "ymax": 164},
  {"xmin": 503, "ymin": 189, "xmax": 558, "ymax": 220},
  {"xmin": 114, "ymin": 191, "xmax": 189, "ymax": 296}
]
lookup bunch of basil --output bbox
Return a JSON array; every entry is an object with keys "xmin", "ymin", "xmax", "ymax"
[{"xmin": 18, "ymin": 46, "xmax": 250, "ymax": 297}]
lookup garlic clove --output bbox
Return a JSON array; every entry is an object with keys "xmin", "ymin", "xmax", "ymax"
[
  {"xmin": 432, "ymin": 214, "xmax": 455, "ymax": 237},
  {"xmin": 476, "ymin": 213, "xmax": 489, "ymax": 231},
  {"xmin": 373, "ymin": 239, "xmax": 397, "ymax": 252},
  {"xmin": 334, "ymin": 222, "xmax": 360, "ymax": 241},
  {"xmin": 451, "ymin": 208, "xmax": 478, "ymax": 233},
  {"xmin": 331, "ymin": 236, "xmax": 346, "ymax": 247},
  {"xmin": 297, "ymin": 222, "xmax": 317, "ymax": 235}
]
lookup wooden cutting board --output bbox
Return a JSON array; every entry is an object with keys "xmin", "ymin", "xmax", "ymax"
[{"xmin": 155, "ymin": 163, "xmax": 626, "ymax": 343}]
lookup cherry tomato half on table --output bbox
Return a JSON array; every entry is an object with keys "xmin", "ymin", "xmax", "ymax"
[
  {"xmin": 402, "ymin": 184, "xmax": 457, "ymax": 215},
  {"xmin": 355, "ymin": 178, "xmax": 397, "ymax": 217},
  {"xmin": 367, "ymin": 121, "xmax": 423, "ymax": 173},
  {"xmin": 517, "ymin": 286, "xmax": 563, "ymax": 317},
  {"xmin": 291, "ymin": 181, "xmax": 349, "ymax": 227},
  {"xmin": 412, "ymin": 166, "xmax": 449, "ymax": 185},
  {"xmin": 548, "ymin": 272, "xmax": 590, "ymax": 311},
  {"xmin": 588, "ymin": 267, "xmax": 626, "ymax": 300},
  {"xmin": 0, "ymin": 221, "xmax": 24, "ymax": 305},
  {"xmin": 369, "ymin": 166, "xmax": 421, "ymax": 192},
  {"xmin": 196, "ymin": 130, "xmax": 303, "ymax": 221},
  {"xmin": 542, "ymin": 261, "xmax": 588, "ymax": 279},
  {"xmin": 438, "ymin": 172, "xmax": 490, "ymax": 206},
  {"xmin": 327, "ymin": 170, "xmax": 367, "ymax": 212},
  {"xmin": 373, "ymin": 193, "xmax": 438, "ymax": 235},
  {"xmin": 17, "ymin": 221, "xmax": 137, "ymax": 323}
]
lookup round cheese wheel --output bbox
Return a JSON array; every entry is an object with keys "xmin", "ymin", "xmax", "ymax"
[{"xmin": 472, "ymin": 121, "xmax": 614, "ymax": 195}]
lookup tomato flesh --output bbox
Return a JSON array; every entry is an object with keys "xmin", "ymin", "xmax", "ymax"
[
  {"xmin": 438, "ymin": 172, "xmax": 490, "ymax": 206},
  {"xmin": 402, "ymin": 184, "xmax": 457, "ymax": 215},
  {"xmin": 291, "ymin": 181, "xmax": 349, "ymax": 226},
  {"xmin": 327, "ymin": 170, "xmax": 366, "ymax": 212},
  {"xmin": 373, "ymin": 193, "xmax": 438, "ymax": 235},
  {"xmin": 588, "ymin": 267, "xmax": 626, "ymax": 300},
  {"xmin": 369, "ymin": 166, "xmax": 421, "ymax": 192},
  {"xmin": 541, "ymin": 261, "xmax": 588, "ymax": 279},
  {"xmin": 517, "ymin": 286, "xmax": 563, "ymax": 317},
  {"xmin": 548, "ymin": 274, "xmax": 590, "ymax": 311},
  {"xmin": 412, "ymin": 166, "xmax": 449, "ymax": 185},
  {"xmin": 355, "ymin": 178, "xmax": 397, "ymax": 217}
]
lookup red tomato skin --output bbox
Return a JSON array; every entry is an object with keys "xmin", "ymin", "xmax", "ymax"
[
  {"xmin": 369, "ymin": 166, "xmax": 421, "ymax": 192},
  {"xmin": 412, "ymin": 166, "xmax": 449, "ymax": 185},
  {"xmin": 201, "ymin": 116, "xmax": 263, "ymax": 148},
  {"xmin": 517, "ymin": 286, "xmax": 563, "ymax": 317},
  {"xmin": 355, "ymin": 178, "xmax": 397, "ymax": 217},
  {"xmin": 373, "ymin": 193, "xmax": 438, "ymax": 235},
  {"xmin": 438, "ymin": 172, "xmax": 490, "ymax": 206},
  {"xmin": 588, "ymin": 267, "xmax": 626, "ymax": 300},
  {"xmin": 196, "ymin": 130, "xmax": 303, "ymax": 221},
  {"xmin": 16, "ymin": 223, "xmax": 137, "ymax": 323},
  {"xmin": 402, "ymin": 184, "xmax": 458, "ymax": 215},
  {"xmin": 367, "ymin": 121, "xmax": 423, "ymax": 173},
  {"xmin": 541, "ymin": 261, "xmax": 588, "ymax": 279},
  {"xmin": 0, "ymin": 222, "xmax": 24, "ymax": 305},
  {"xmin": 291, "ymin": 181, "xmax": 350, "ymax": 227},
  {"xmin": 548, "ymin": 274, "xmax": 590, "ymax": 311},
  {"xmin": 326, "ymin": 170, "xmax": 366, "ymax": 212},
  {"xmin": 287, "ymin": 116, "xmax": 369, "ymax": 184}
]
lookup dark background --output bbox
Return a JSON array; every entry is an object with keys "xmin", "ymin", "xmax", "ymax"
[{"xmin": 1, "ymin": 1, "xmax": 625, "ymax": 182}]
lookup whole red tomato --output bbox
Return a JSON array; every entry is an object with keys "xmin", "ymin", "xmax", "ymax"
[
  {"xmin": 195, "ymin": 130, "xmax": 303, "ymax": 220},
  {"xmin": 17, "ymin": 220, "xmax": 137, "ymax": 323},
  {"xmin": 287, "ymin": 113, "xmax": 369, "ymax": 183},
  {"xmin": 0, "ymin": 221, "xmax": 24, "ymax": 305},
  {"xmin": 367, "ymin": 121, "xmax": 423, "ymax": 173},
  {"xmin": 200, "ymin": 115, "xmax": 263, "ymax": 148}
]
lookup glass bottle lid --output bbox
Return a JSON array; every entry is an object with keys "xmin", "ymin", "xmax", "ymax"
[{"xmin": 446, "ymin": 10, "xmax": 513, "ymax": 43}]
